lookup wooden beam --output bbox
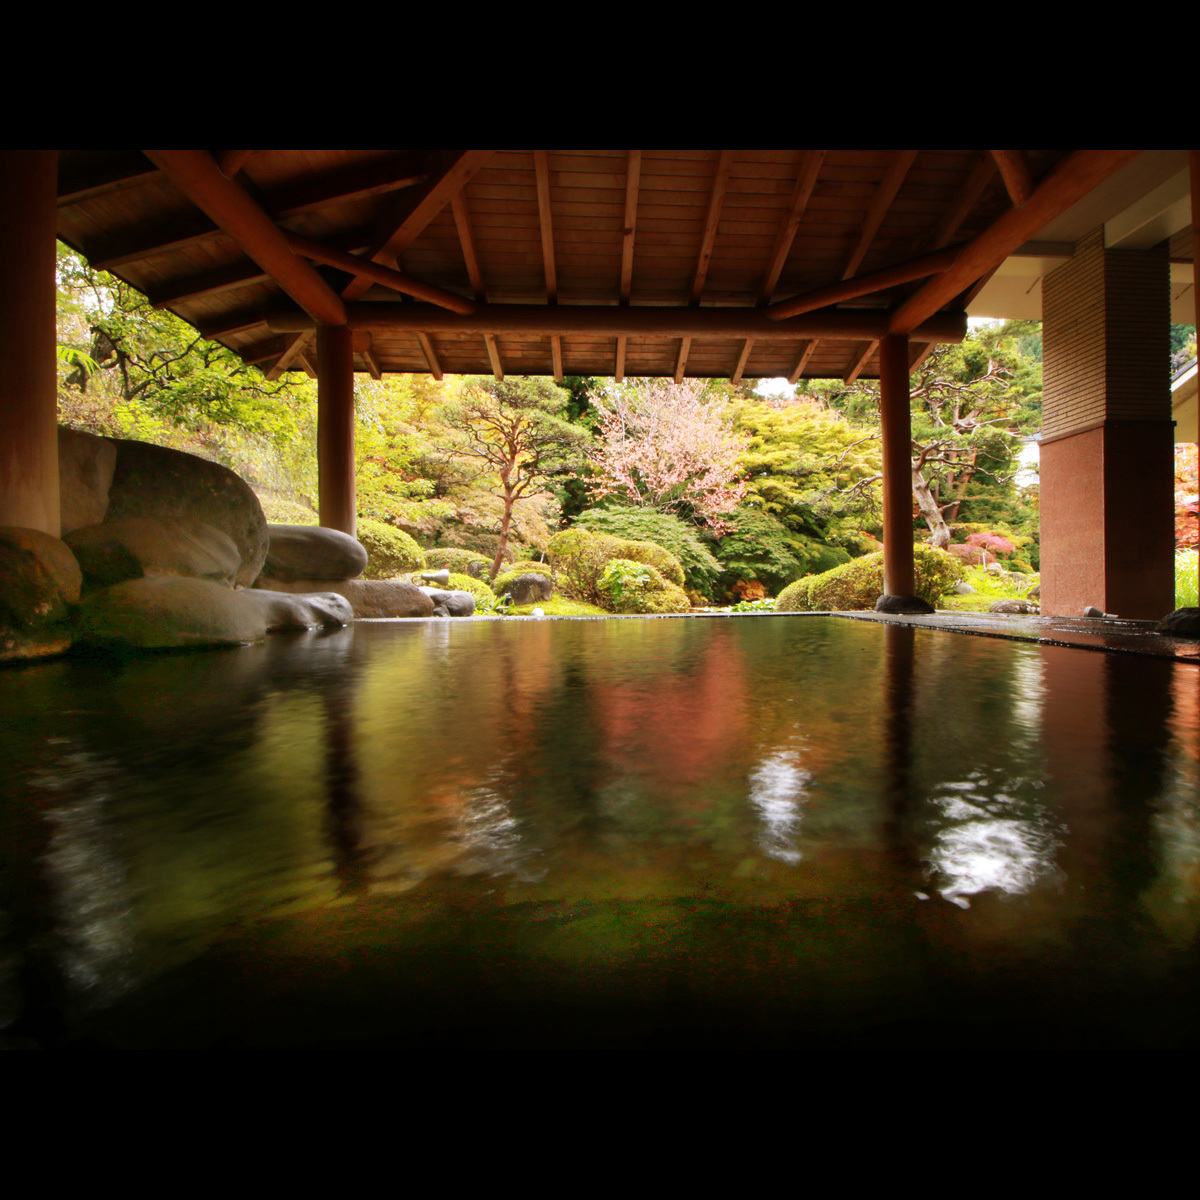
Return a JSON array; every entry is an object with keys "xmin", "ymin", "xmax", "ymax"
[
  {"xmin": 760, "ymin": 149, "xmax": 826, "ymax": 303},
  {"xmin": 551, "ymin": 334, "xmax": 563, "ymax": 382},
  {"xmin": 675, "ymin": 337, "xmax": 692, "ymax": 383},
  {"xmin": 615, "ymin": 336, "xmax": 627, "ymax": 381},
  {"xmin": 690, "ymin": 150, "xmax": 735, "ymax": 304},
  {"xmin": 415, "ymin": 331, "xmax": 443, "ymax": 380},
  {"xmin": 217, "ymin": 150, "xmax": 255, "ymax": 179},
  {"xmin": 788, "ymin": 340, "xmax": 817, "ymax": 385},
  {"xmin": 768, "ymin": 245, "xmax": 962, "ymax": 320},
  {"xmin": 57, "ymin": 152, "xmax": 157, "ymax": 206},
  {"xmin": 284, "ymin": 232, "xmax": 474, "ymax": 313},
  {"xmin": 266, "ymin": 332, "xmax": 311, "ymax": 381},
  {"xmin": 484, "ymin": 333, "xmax": 504, "ymax": 381},
  {"xmin": 909, "ymin": 341, "xmax": 936, "ymax": 373},
  {"xmin": 841, "ymin": 150, "xmax": 917, "ymax": 281},
  {"xmin": 297, "ymin": 350, "xmax": 317, "ymax": 379},
  {"xmin": 150, "ymin": 261, "xmax": 271, "ymax": 309},
  {"xmin": 926, "ymin": 154, "xmax": 997, "ymax": 250},
  {"xmin": 362, "ymin": 347, "xmax": 382, "ymax": 380},
  {"xmin": 534, "ymin": 149, "xmax": 558, "ymax": 303},
  {"xmin": 352, "ymin": 329, "xmax": 382, "ymax": 380},
  {"xmin": 843, "ymin": 341, "xmax": 877, "ymax": 384},
  {"xmin": 240, "ymin": 335, "xmax": 287, "ymax": 365},
  {"xmin": 450, "ymin": 190, "xmax": 486, "ymax": 301},
  {"xmin": 342, "ymin": 150, "xmax": 494, "ymax": 301},
  {"xmin": 991, "ymin": 150, "xmax": 1034, "ymax": 207},
  {"xmin": 620, "ymin": 150, "xmax": 641, "ymax": 303},
  {"xmin": 143, "ymin": 150, "xmax": 346, "ymax": 327},
  {"xmin": 731, "ymin": 339, "xmax": 754, "ymax": 384},
  {"xmin": 892, "ymin": 149, "xmax": 1143, "ymax": 336},
  {"xmin": 197, "ymin": 305, "xmax": 270, "ymax": 340},
  {"xmin": 273, "ymin": 302, "xmax": 967, "ymax": 344}
]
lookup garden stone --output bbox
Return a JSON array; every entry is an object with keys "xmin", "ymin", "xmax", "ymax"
[
  {"xmin": 253, "ymin": 576, "xmax": 434, "ymax": 619},
  {"xmin": 242, "ymin": 588, "xmax": 355, "ymax": 631},
  {"xmin": 1156, "ymin": 608, "xmax": 1200, "ymax": 638},
  {"xmin": 262, "ymin": 524, "xmax": 368, "ymax": 582},
  {"xmin": 0, "ymin": 527, "xmax": 83, "ymax": 662},
  {"xmin": 75, "ymin": 576, "xmax": 267, "ymax": 650},
  {"xmin": 951, "ymin": 581, "xmax": 975, "ymax": 594},
  {"xmin": 66, "ymin": 517, "xmax": 242, "ymax": 590},
  {"xmin": 58, "ymin": 426, "xmax": 117, "ymax": 534},
  {"xmin": 419, "ymin": 587, "xmax": 476, "ymax": 617},
  {"xmin": 103, "ymin": 437, "xmax": 268, "ymax": 586},
  {"xmin": 498, "ymin": 573, "xmax": 553, "ymax": 606},
  {"xmin": 874, "ymin": 594, "xmax": 936, "ymax": 615},
  {"xmin": 988, "ymin": 600, "xmax": 1040, "ymax": 614}
]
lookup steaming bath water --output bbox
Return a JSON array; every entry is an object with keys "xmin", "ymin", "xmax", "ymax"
[{"xmin": 1, "ymin": 615, "xmax": 1197, "ymax": 1048}]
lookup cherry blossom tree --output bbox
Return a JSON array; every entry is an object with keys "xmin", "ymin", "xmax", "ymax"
[{"xmin": 586, "ymin": 379, "xmax": 748, "ymax": 526}]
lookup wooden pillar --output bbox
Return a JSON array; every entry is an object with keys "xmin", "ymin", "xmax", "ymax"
[
  {"xmin": 317, "ymin": 323, "xmax": 356, "ymax": 536},
  {"xmin": 878, "ymin": 332, "xmax": 916, "ymax": 599},
  {"xmin": 0, "ymin": 151, "xmax": 59, "ymax": 535}
]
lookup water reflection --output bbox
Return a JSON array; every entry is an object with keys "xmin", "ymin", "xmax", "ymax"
[{"xmin": 747, "ymin": 749, "xmax": 809, "ymax": 864}]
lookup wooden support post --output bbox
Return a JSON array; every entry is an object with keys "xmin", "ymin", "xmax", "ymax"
[
  {"xmin": 317, "ymin": 324, "xmax": 356, "ymax": 537},
  {"xmin": 879, "ymin": 333, "xmax": 915, "ymax": 599},
  {"xmin": 0, "ymin": 151, "xmax": 59, "ymax": 534}
]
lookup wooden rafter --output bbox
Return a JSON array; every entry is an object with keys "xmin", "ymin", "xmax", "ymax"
[
  {"xmin": 197, "ymin": 305, "xmax": 270, "ymax": 340},
  {"xmin": 731, "ymin": 339, "xmax": 754, "ymax": 384},
  {"xmin": 450, "ymin": 190, "xmax": 486, "ymax": 301},
  {"xmin": 892, "ymin": 149, "xmax": 1143, "ymax": 336},
  {"xmin": 150, "ymin": 261, "xmax": 270, "ymax": 309},
  {"xmin": 239, "ymin": 335, "xmax": 288, "ymax": 364},
  {"xmin": 620, "ymin": 150, "xmax": 641, "ymax": 303},
  {"xmin": 551, "ymin": 335, "xmax": 564, "ymax": 382},
  {"xmin": 840, "ymin": 150, "xmax": 917, "ymax": 281},
  {"xmin": 925, "ymin": 154, "xmax": 996, "ymax": 250},
  {"xmin": 534, "ymin": 149, "xmax": 558, "ymax": 302},
  {"xmin": 144, "ymin": 150, "xmax": 346, "ymax": 327},
  {"xmin": 57, "ymin": 152, "xmax": 157, "ymax": 206},
  {"xmin": 843, "ymin": 341, "xmax": 877, "ymax": 384},
  {"xmin": 690, "ymin": 150, "xmax": 735, "ymax": 304},
  {"xmin": 908, "ymin": 341, "xmax": 936, "ymax": 374},
  {"xmin": 788, "ymin": 341, "xmax": 817, "ymax": 385},
  {"xmin": 675, "ymin": 338, "xmax": 692, "ymax": 383},
  {"xmin": 760, "ymin": 149, "xmax": 826, "ymax": 303},
  {"xmin": 267, "ymin": 332, "xmax": 312, "ymax": 380},
  {"xmin": 342, "ymin": 150, "xmax": 494, "ymax": 301},
  {"xmin": 415, "ymin": 331, "xmax": 443, "ymax": 380},
  {"xmin": 990, "ymin": 150, "xmax": 1034, "ymax": 207},
  {"xmin": 615, "ymin": 337, "xmax": 627, "ymax": 382},
  {"xmin": 484, "ymin": 334, "xmax": 504, "ymax": 381},
  {"xmin": 217, "ymin": 150, "xmax": 255, "ymax": 179}
]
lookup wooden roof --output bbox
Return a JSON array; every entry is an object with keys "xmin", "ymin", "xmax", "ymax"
[{"xmin": 55, "ymin": 148, "xmax": 1087, "ymax": 383}]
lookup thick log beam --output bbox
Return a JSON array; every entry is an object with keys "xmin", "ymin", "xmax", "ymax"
[
  {"xmin": 284, "ymin": 232, "xmax": 475, "ymax": 313},
  {"xmin": 317, "ymin": 324, "xmax": 356, "ymax": 536},
  {"xmin": 144, "ymin": 150, "xmax": 347, "ymax": 327},
  {"xmin": 0, "ymin": 151, "xmax": 59, "ymax": 534},
  {"xmin": 217, "ymin": 149, "xmax": 255, "ymax": 179},
  {"xmin": 990, "ymin": 150, "xmax": 1034, "ymax": 207},
  {"xmin": 892, "ymin": 149, "xmax": 1143, "ymax": 336},
  {"xmin": 768, "ymin": 245, "xmax": 961, "ymax": 321},
  {"xmin": 878, "ymin": 333, "xmax": 915, "ymax": 598},
  {"xmin": 269, "ymin": 302, "xmax": 967, "ymax": 344}
]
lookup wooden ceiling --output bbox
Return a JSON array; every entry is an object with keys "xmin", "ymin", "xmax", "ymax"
[{"xmin": 55, "ymin": 148, "xmax": 1076, "ymax": 383}]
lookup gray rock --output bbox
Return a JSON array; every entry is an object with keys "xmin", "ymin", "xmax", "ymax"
[
  {"xmin": 242, "ymin": 588, "xmax": 355, "ymax": 631},
  {"xmin": 58, "ymin": 426, "xmax": 117, "ymax": 534},
  {"xmin": 419, "ymin": 587, "xmax": 476, "ymax": 617},
  {"xmin": 262, "ymin": 524, "xmax": 368, "ymax": 582},
  {"xmin": 951, "ymin": 581, "xmax": 975, "ymax": 595},
  {"xmin": 75, "ymin": 576, "xmax": 267, "ymax": 650},
  {"xmin": 874, "ymin": 593, "xmax": 936, "ymax": 615},
  {"xmin": 252, "ymin": 576, "xmax": 434, "ymax": 619},
  {"xmin": 1156, "ymin": 608, "xmax": 1200, "ymax": 638},
  {"xmin": 103, "ymin": 438, "xmax": 268, "ymax": 586},
  {"xmin": 988, "ymin": 600, "xmax": 1040, "ymax": 614},
  {"xmin": 0, "ymin": 527, "xmax": 83, "ymax": 662},
  {"xmin": 1027, "ymin": 584, "xmax": 1041, "ymax": 600},
  {"xmin": 66, "ymin": 516, "xmax": 242, "ymax": 590},
  {"xmin": 499, "ymin": 573, "xmax": 553, "ymax": 606}
]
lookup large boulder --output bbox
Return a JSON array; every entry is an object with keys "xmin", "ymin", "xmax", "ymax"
[
  {"xmin": 58, "ymin": 426, "xmax": 118, "ymax": 534},
  {"xmin": 495, "ymin": 572, "xmax": 553, "ymax": 607},
  {"xmin": 262, "ymin": 524, "xmax": 368, "ymax": 582},
  {"xmin": 418, "ymin": 587, "xmax": 476, "ymax": 617},
  {"xmin": 1157, "ymin": 608, "xmax": 1200, "ymax": 638},
  {"xmin": 241, "ymin": 588, "xmax": 355, "ymax": 631},
  {"xmin": 0, "ymin": 527, "xmax": 83, "ymax": 662},
  {"xmin": 102, "ymin": 438, "xmax": 268, "ymax": 586},
  {"xmin": 65, "ymin": 516, "xmax": 242, "ymax": 591},
  {"xmin": 75, "ymin": 576, "xmax": 267, "ymax": 650},
  {"xmin": 252, "ymin": 576, "xmax": 434, "ymax": 619}
]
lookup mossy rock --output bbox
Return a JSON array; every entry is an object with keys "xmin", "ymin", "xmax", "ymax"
[
  {"xmin": 493, "ymin": 564, "xmax": 554, "ymax": 594},
  {"xmin": 357, "ymin": 517, "xmax": 424, "ymax": 579},
  {"xmin": 405, "ymin": 570, "xmax": 497, "ymax": 613},
  {"xmin": 776, "ymin": 545, "xmax": 965, "ymax": 612},
  {"xmin": 507, "ymin": 597, "xmax": 608, "ymax": 617}
]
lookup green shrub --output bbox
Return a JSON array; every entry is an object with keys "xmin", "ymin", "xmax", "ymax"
[
  {"xmin": 1177, "ymin": 550, "xmax": 1199, "ymax": 609},
  {"xmin": 548, "ymin": 526, "xmax": 688, "ymax": 605},
  {"xmin": 776, "ymin": 545, "xmax": 965, "ymax": 612},
  {"xmin": 358, "ymin": 517, "xmax": 425, "ymax": 579},
  {"xmin": 597, "ymin": 559, "xmax": 691, "ymax": 615},
  {"xmin": 493, "ymin": 565, "xmax": 555, "ymax": 596},
  {"xmin": 575, "ymin": 506, "xmax": 720, "ymax": 596},
  {"xmin": 506, "ymin": 597, "xmax": 608, "ymax": 617},
  {"xmin": 422, "ymin": 547, "xmax": 492, "ymax": 577}
]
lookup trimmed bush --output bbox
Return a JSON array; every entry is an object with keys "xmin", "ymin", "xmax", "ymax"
[
  {"xmin": 548, "ymin": 527, "xmax": 686, "ymax": 606},
  {"xmin": 776, "ymin": 544, "xmax": 965, "ymax": 612},
  {"xmin": 358, "ymin": 517, "xmax": 425, "ymax": 579},
  {"xmin": 597, "ymin": 559, "xmax": 691, "ymax": 615},
  {"xmin": 422, "ymin": 547, "xmax": 492, "ymax": 577},
  {"xmin": 575, "ymin": 506, "xmax": 720, "ymax": 596}
]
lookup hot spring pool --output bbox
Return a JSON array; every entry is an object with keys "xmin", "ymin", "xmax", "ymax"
[{"xmin": 1, "ymin": 614, "xmax": 1198, "ymax": 1049}]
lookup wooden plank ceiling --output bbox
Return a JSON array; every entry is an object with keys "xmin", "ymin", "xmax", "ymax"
[{"xmin": 56, "ymin": 148, "xmax": 1069, "ymax": 382}]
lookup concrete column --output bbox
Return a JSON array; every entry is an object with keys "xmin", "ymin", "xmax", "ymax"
[
  {"xmin": 0, "ymin": 150, "xmax": 59, "ymax": 535},
  {"xmin": 878, "ymin": 333, "xmax": 917, "ymax": 601},
  {"xmin": 317, "ymin": 323, "xmax": 355, "ymax": 536},
  {"xmin": 1040, "ymin": 229, "xmax": 1175, "ymax": 619}
]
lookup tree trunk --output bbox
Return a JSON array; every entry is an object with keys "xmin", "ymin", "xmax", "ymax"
[
  {"xmin": 489, "ymin": 491, "xmax": 515, "ymax": 581},
  {"xmin": 912, "ymin": 464, "xmax": 951, "ymax": 548}
]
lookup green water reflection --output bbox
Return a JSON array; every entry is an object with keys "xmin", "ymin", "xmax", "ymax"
[{"xmin": 1, "ymin": 617, "xmax": 1198, "ymax": 1048}]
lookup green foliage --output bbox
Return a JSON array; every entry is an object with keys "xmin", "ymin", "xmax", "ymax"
[
  {"xmin": 258, "ymin": 495, "xmax": 318, "ymax": 526},
  {"xmin": 597, "ymin": 559, "xmax": 691, "ymax": 615},
  {"xmin": 729, "ymin": 597, "xmax": 778, "ymax": 613},
  {"xmin": 776, "ymin": 545, "xmax": 965, "ymax": 612},
  {"xmin": 357, "ymin": 518, "xmax": 425, "ymax": 579},
  {"xmin": 548, "ymin": 526, "xmax": 690, "ymax": 607},
  {"xmin": 505, "ymin": 596, "xmax": 608, "ymax": 617},
  {"xmin": 444, "ymin": 572, "xmax": 501, "ymax": 614},
  {"xmin": 937, "ymin": 564, "xmax": 1039, "ymax": 613},
  {"xmin": 422, "ymin": 547, "xmax": 492, "ymax": 576},
  {"xmin": 574, "ymin": 505, "xmax": 719, "ymax": 595},
  {"xmin": 1178, "ymin": 550, "xmax": 1199, "ymax": 609}
]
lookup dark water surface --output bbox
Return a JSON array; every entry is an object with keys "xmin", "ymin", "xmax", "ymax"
[{"xmin": 2, "ymin": 615, "xmax": 1198, "ymax": 1049}]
